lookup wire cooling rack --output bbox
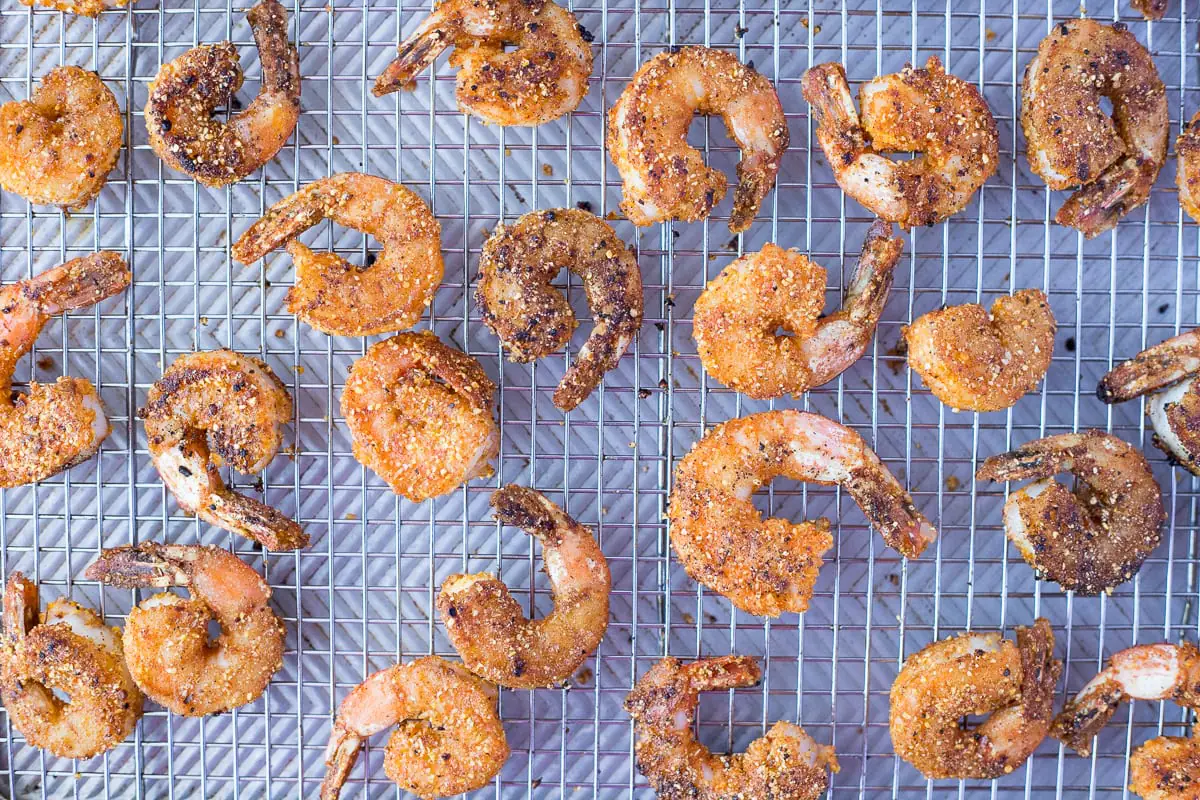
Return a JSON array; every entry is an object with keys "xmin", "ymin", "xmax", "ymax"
[{"xmin": 2, "ymin": 0, "xmax": 1199, "ymax": 797}]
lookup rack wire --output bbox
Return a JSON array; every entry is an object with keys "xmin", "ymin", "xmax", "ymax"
[{"xmin": 0, "ymin": 0, "xmax": 1197, "ymax": 796}]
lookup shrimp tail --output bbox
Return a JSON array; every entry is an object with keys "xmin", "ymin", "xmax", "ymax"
[
  {"xmin": 1050, "ymin": 675, "xmax": 1125, "ymax": 756},
  {"xmin": 373, "ymin": 27, "xmax": 451, "ymax": 98},
  {"xmin": 490, "ymin": 483, "xmax": 566, "ymax": 541},
  {"xmin": 846, "ymin": 466, "xmax": 937, "ymax": 559},
  {"xmin": 204, "ymin": 489, "xmax": 310, "ymax": 551},
  {"xmin": 84, "ymin": 543, "xmax": 186, "ymax": 588},
  {"xmin": 24, "ymin": 252, "xmax": 130, "ymax": 317},
  {"xmin": 801, "ymin": 63, "xmax": 865, "ymax": 160},
  {"xmin": 319, "ymin": 724, "xmax": 364, "ymax": 800},
  {"xmin": 1055, "ymin": 156, "xmax": 1155, "ymax": 239},
  {"xmin": 1016, "ymin": 618, "xmax": 1062, "ymax": 725},
  {"xmin": 846, "ymin": 220, "xmax": 901, "ymax": 325},
  {"xmin": 974, "ymin": 437, "xmax": 1080, "ymax": 483},
  {"xmin": 1097, "ymin": 331, "xmax": 1200, "ymax": 403},
  {"xmin": 231, "ymin": 183, "xmax": 332, "ymax": 263},
  {"xmin": 2, "ymin": 572, "xmax": 38, "ymax": 647},
  {"xmin": 680, "ymin": 654, "xmax": 762, "ymax": 691},
  {"xmin": 730, "ymin": 149, "xmax": 785, "ymax": 233},
  {"xmin": 246, "ymin": 0, "xmax": 300, "ymax": 100}
]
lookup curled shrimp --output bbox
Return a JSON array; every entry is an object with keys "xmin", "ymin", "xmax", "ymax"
[
  {"xmin": 1099, "ymin": 328, "xmax": 1200, "ymax": 474},
  {"xmin": 1178, "ymin": 113, "xmax": 1200, "ymax": 224},
  {"xmin": 608, "ymin": 46, "xmax": 788, "ymax": 233},
  {"xmin": 341, "ymin": 330, "xmax": 498, "ymax": 502},
  {"xmin": 802, "ymin": 57, "xmax": 998, "ymax": 229},
  {"xmin": 976, "ymin": 429, "xmax": 1165, "ymax": 594},
  {"xmin": 0, "ymin": 572, "xmax": 143, "ymax": 759},
  {"xmin": 0, "ymin": 252, "xmax": 130, "ymax": 488},
  {"xmin": 374, "ymin": 0, "xmax": 592, "ymax": 126},
  {"xmin": 692, "ymin": 220, "xmax": 902, "ymax": 399},
  {"xmin": 0, "ymin": 66, "xmax": 122, "ymax": 209},
  {"xmin": 437, "ymin": 484, "xmax": 610, "ymax": 689},
  {"xmin": 140, "ymin": 349, "xmax": 308, "ymax": 551},
  {"xmin": 84, "ymin": 543, "xmax": 284, "ymax": 717},
  {"xmin": 890, "ymin": 618, "xmax": 1060, "ymax": 780},
  {"xmin": 145, "ymin": 0, "xmax": 300, "ymax": 187},
  {"xmin": 625, "ymin": 655, "xmax": 838, "ymax": 800},
  {"xmin": 232, "ymin": 172, "xmax": 444, "ymax": 337},
  {"xmin": 475, "ymin": 208, "xmax": 642, "ymax": 411},
  {"xmin": 321, "ymin": 655, "xmax": 509, "ymax": 800},
  {"xmin": 904, "ymin": 289, "xmax": 1057, "ymax": 412},
  {"xmin": 1021, "ymin": 19, "xmax": 1168, "ymax": 238},
  {"xmin": 668, "ymin": 410, "xmax": 936, "ymax": 617}
]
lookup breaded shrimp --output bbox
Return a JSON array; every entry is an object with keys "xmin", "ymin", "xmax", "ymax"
[
  {"xmin": 438, "ymin": 485, "xmax": 610, "ymax": 688},
  {"xmin": 341, "ymin": 331, "xmax": 498, "ymax": 502},
  {"xmin": 85, "ymin": 543, "xmax": 284, "ymax": 717},
  {"xmin": 475, "ymin": 208, "xmax": 642, "ymax": 411},
  {"xmin": 232, "ymin": 172, "xmax": 444, "ymax": 337},
  {"xmin": 1021, "ymin": 19, "xmax": 1168, "ymax": 238},
  {"xmin": 668, "ymin": 410, "xmax": 936, "ymax": 617},
  {"xmin": 1133, "ymin": 0, "xmax": 1168, "ymax": 19},
  {"xmin": 0, "ymin": 66, "xmax": 122, "ymax": 209},
  {"xmin": 625, "ymin": 655, "xmax": 838, "ymax": 800},
  {"xmin": 1130, "ymin": 728, "xmax": 1200, "ymax": 800},
  {"xmin": 374, "ymin": 0, "xmax": 592, "ymax": 126},
  {"xmin": 0, "ymin": 252, "xmax": 130, "ymax": 488},
  {"xmin": 321, "ymin": 656, "xmax": 509, "ymax": 800},
  {"xmin": 0, "ymin": 572, "xmax": 143, "ymax": 759},
  {"xmin": 140, "ymin": 350, "xmax": 308, "ymax": 551},
  {"xmin": 976, "ymin": 429, "xmax": 1165, "ymax": 594},
  {"xmin": 890, "ymin": 618, "xmax": 1061, "ymax": 780},
  {"xmin": 1178, "ymin": 111, "xmax": 1200, "ymax": 224},
  {"xmin": 802, "ymin": 57, "xmax": 998, "ymax": 229},
  {"xmin": 608, "ymin": 46, "xmax": 788, "ymax": 233},
  {"xmin": 145, "ymin": 0, "xmax": 300, "ymax": 188},
  {"xmin": 692, "ymin": 220, "xmax": 903, "ymax": 399},
  {"xmin": 18, "ymin": 0, "xmax": 127, "ymax": 15},
  {"xmin": 903, "ymin": 289, "xmax": 1057, "ymax": 412}
]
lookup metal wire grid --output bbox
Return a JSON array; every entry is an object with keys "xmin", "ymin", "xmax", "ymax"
[{"xmin": 0, "ymin": 0, "xmax": 1197, "ymax": 797}]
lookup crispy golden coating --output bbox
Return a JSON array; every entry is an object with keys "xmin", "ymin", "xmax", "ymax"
[
  {"xmin": 608, "ymin": 46, "xmax": 788, "ymax": 232},
  {"xmin": 145, "ymin": 0, "xmax": 300, "ymax": 187},
  {"xmin": 890, "ymin": 619, "xmax": 1060, "ymax": 779},
  {"xmin": 1132, "ymin": 0, "xmax": 1168, "ymax": 19},
  {"xmin": 693, "ymin": 221, "xmax": 902, "ymax": 399},
  {"xmin": 1131, "ymin": 732, "xmax": 1200, "ymax": 799},
  {"xmin": 0, "ymin": 66, "xmax": 122, "ymax": 209},
  {"xmin": 1178, "ymin": 111, "xmax": 1200, "ymax": 224},
  {"xmin": 1021, "ymin": 19, "xmax": 1167, "ymax": 237},
  {"xmin": 18, "ymin": 0, "xmax": 127, "ymax": 14},
  {"xmin": 374, "ymin": 0, "xmax": 592, "ymax": 126},
  {"xmin": 904, "ymin": 289, "xmax": 1056, "ymax": 412},
  {"xmin": 802, "ymin": 56, "xmax": 998, "ymax": 229}
]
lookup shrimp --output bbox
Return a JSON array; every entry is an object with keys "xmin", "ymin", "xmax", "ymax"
[
  {"xmin": 1130, "ymin": 728, "xmax": 1200, "ymax": 800},
  {"xmin": 373, "ymin": 0, "xmax": 592, "ymax": 126},
  {"xmin": 231, "ymin": 172, "xmax": 444, "ymax": 337},
  {"xmin": 801, "ymin": 57, "xmax": 998, "ymax": 229},
  {"xmin": 84, "ymin": 543, "xmax": 284, "ymax": 717},
  {"xmin": 668, "ymin": 410, "xmax": 936, "ymax": 617},
  {"xmin": 18, "ymin": 0, "xmax": 127, "ymax": 15},
  {"xmin": 0, "ymin": 572, "xmax": 143, "ymax": 759},
  {"xmin": 437, "ymin": 484, "xmax": 610, "ymax": 689},
  {"xmin": 975, "ymin": 429, "xmax": 1165, "ymax": 595},
  {"xmin": 341, "ymin": 330, "xmax": 498, "ymax": 502},
  {"xmin": 691, "ymin": 220, "xmax": 903, "ymax": 399},
  {"xmin": 1178, "ymin": 112, "xmax": 1200, "ymax": 224},
  {"xmin": 475, "ymin": 208, "xmax": 642, "ymax": 411},
  {"xmin": 320, "ymin": 655, "xmax": 509, "ymax": 800},
  {"xmin": 0, "ymin": 252, "xmax": 130, "ymax": 488},
  {"xmin": 144, "ymin": 0, "xmax": 300, "ymax": 188},
  {"xmin": 889, "ymin": 618, "xmax": 1061, "ymax": 780},
  {"xmin": 903, "ymin": 289, "xmax": 1057, "ymax": 412},
  {"xmin": 625, "ymin": 655, "xmax": 838, "ymax": 800},
  {"xmin": 1133, "ymin": 0, "xmax": 1168, "ymax": 19},
  {"xmin": 1098, "ymin": 327, "xmax": 1200, "ymax": 475},
  {"xmin": 140, "ymin": 349, "xmax": 308, "ymax": 551},
  {"xmin": 0, "ymin": 66, "xmax": 122, "ymax": 209},
  {"xmin": 1021, "ymin": 19, "xmax": 1168, "ymax": 238},
  {"xmin": 607, "ymin": 46, "xmax": 788, "ymax": 233}
]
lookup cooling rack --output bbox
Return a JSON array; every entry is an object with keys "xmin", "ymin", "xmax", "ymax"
[{"xmin": 0, "ymin": 0, "xmax": 1198, "ymax": 797}]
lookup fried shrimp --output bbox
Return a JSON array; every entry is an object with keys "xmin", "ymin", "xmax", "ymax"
[
  {"xmin": 608, "ymin": 46, "xmax": 788, "ymax": 233},
  {"xmin": 232, "ymin": 172, "xmax": 443, "ymax": 337},
  {"xmin": 0, "ymin": 252, "xmax": 130, "ymax": 488},
  {"xmin": 801, "ymin": 57, "xmax": 998, "ymax": 229},
  {"xmin": 890, "ymin": 618, "xmax": 1060, "ymax": 780},
  {"xmin": 140, "ymin": 350, "xmax": 308, "ymax": 551},
  {"xmin": 85, "ymin": 543, "xmax": 285, "ymax": 717},
  {"xmin": 668, "ymin": 410, "xmax": 936, "ymax": 617},
  {"xmin": 475, "ymin": 208, "xmax": 642, "ymax": 411},
  {"xmin": 341, "ymin": 331, "xmax": 498, "ymax": 502},
  {"xmin": 692, "ymin": 220, "xmax": 902, "ymax": 399},
  {"xmin": 321, "ymin": 655, "xmax": 509, "ymax": 800},
  {"xmin": 374, "ymin": 0, "xmax": 592, "ymax": 126},
  {"xmin": 1021, "ymin": 19, "xmax": 1168, "ymax": 238},
  {"xmin": 437, "ymin": 484, "xmax": 610, "ymax": 689},
  {"xmin": 1131, "ymin": 732, "xmax": 1200, "ymax": 800},
  {"xmin": 18, "ymin": 0, "xmax": 127, "ymax": 16},
  {"xmin": 145, "ymin": 0, "xmax": 300, "ymax": 187},
  {"xmin": 0, "ymin": 66, "xmax": 122, "ymax": 209},
  {"xmin": 0, "ymin": 572, "xmax": 143, "ymax": 759},
  {"xmin": 903, "ymin": 289, "xmax": 1057, "ymax": 412},
  {"xmin": 976, "ymin": 429, "xmax": 1165, "ymax": 594},
  {"xmin": 625, "ymin": 655, "xmax": 838, "ymax": 800}
]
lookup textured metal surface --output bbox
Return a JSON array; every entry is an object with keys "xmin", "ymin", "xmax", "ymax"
[{"xmin": 0, "ymin": 0, "xmax": 1197, "ymax": 797}]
